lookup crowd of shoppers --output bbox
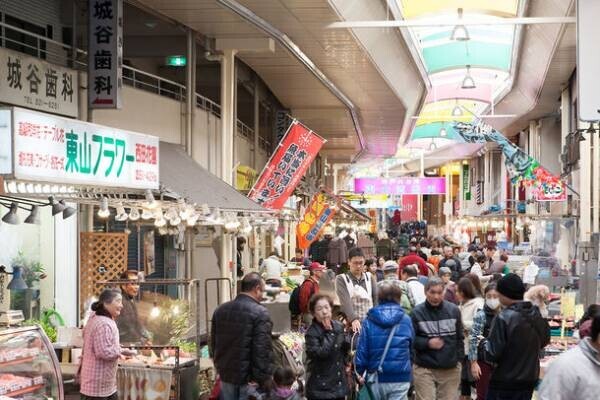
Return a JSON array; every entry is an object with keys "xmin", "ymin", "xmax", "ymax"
[{"xmin": 205, "ymin": 236, "xmax": 600, "ymax": 400}]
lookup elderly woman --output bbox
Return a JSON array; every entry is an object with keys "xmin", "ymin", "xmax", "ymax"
[
  {"xmin": 305, "ymin": 294, "xmax": 350, "ymax": 400},
  {"xmin": 80, "ymin": 289, "xmax": 128, "ymax": 400},
  {"xmin": 355, "ymin": 281, "xmax": 414, "ymax": 399}
]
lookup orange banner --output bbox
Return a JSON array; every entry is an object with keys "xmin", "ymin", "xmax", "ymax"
[{"xmin": 296, "ymin": 193, "xmax": 336, "ymax": 250}]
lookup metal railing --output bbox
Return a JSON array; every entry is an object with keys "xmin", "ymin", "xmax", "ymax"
[
  {"xmin": 0, "ymin": 21, "xmax": 272, "ymax": 150},
  {"xmin": 236, "ymin": 119, "xmax": 255, "ymax": 141}
]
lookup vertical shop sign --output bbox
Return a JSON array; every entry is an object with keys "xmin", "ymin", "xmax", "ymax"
[
  {"xmin": 249, "ymin": 121, "xmax": 326, "ymax": 210},
  {"xmin": 274, "ymin": 110, "xmax": 292, "ymax": 145},
  {"xmin": 88, "ymin": 0, "xmax": 122, "ymax": 109},
  {"xmin": 11, "ymin": 107, "xmax": 158, "ymax": 189},
  {"xmin": 0, "ymin": 47, "xmax": 78, "ymax": 118},
  {"xmin": 296, "ymin": 193, "xmax": 336, "ymax": 250},
  {"xmin": 462, "ymin": 164, "xmax": 471, "ymax": 201}
]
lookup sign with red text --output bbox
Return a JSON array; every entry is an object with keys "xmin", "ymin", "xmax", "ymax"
[
  {"xmin": 88, "ymin": 0, "xmax": 123, "ymax": 109},
  {"xmin": 249, "ymin": 121, "xmax": 326, "ymax": 209},
  {"xmin": 8, "ymin": 107, "xmax": 158, "ymax": 189},
  {"xmin": 296, "ymin": 192, "xmax": 336, "ymax": 250}
]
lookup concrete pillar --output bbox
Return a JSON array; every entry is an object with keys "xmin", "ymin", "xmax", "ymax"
[
  {"xmin": 220, "ymin": 49, "xmax": 237, "ymax": 185},
  {"xmin": 579, "ymin": 119, "xmax": 592, "ymax": 241},
  {"xmin": 253, "ymin": 77, "xmax": 260, "ymax": 170},
  {"xmin": 185, "ymin": 29, "xmax": 196, "ymax": 156}
]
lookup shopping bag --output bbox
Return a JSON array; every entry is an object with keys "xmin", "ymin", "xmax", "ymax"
[
  {"xmin": 357, "ymin": 384, "xmax": 376, "ymax": 400},
  {"xmin": 209, "ymin": 375, "xmax": 221, "ymax": 400}
]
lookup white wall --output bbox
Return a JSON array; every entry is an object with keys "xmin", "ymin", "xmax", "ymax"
[{"xmin": 92, "ymin": 86, "xmax": 184, "ymax": 144}]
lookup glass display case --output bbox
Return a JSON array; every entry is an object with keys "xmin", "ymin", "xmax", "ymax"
[{"xmin": 0, "ymin": 326, "xmax": 63, "ymax": 400}]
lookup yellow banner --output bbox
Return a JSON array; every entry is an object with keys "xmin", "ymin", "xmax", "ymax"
[
  {"xmin": 236, "ymin": 165, "xmax": 257, "ymax": 191},
  {"xmin": 296, "ymin": 193, "xmax": 336, "ymax": 250}
]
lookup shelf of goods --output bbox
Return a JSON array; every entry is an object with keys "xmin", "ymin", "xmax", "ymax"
[{"xmin": 0, "ymin": 325, "xmax": 63, "ymax": 400}]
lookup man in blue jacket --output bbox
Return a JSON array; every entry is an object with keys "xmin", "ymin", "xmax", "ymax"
[
  {"xmin": 355, "ymin": 281, "xmax": 414, "ymax": 399},
  {"xmin": 411, "ymin": 277, "xmax": 463, "ymax": 400}
]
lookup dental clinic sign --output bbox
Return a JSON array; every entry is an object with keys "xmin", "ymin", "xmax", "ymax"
[{"xmin": 1, "ymin": 107, "xmax": 159, "ymax": 189}]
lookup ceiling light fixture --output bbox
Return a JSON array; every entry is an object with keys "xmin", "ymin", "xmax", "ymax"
[
  {"xmin": 49, "ymin": 196, "xmax": 65, "ymax": 216},
  {"xmin": 61, "ymin": 201, "xmax": 77, "ymax": 220},
  {"xmin": 2, "ymin": 203, "xmax": 20, "ymax": 225},
  {"xmin": 429, "ymin": 140, "xmax": 437, "ymax": 151},
  {"xmin": 461, "ymin": 65, "xmax": 476, "ymax": 89},
  {"xmin": 24, "ymin": 205, "xmax": 40, "ymax": 225},
  {"xmin": 439, "ymin": 126, "xmax": 448, "ymax": 137},
  {"xmin": 128, "ymin": 208, "xmax": 140, "ymax": 221},
  {"xmin": 450, "ymin": 8, "xmax": 470, "ymax": 41},
  {"xmin": 452, "ymin": 100, "xmax": 463, "ymax": 117},
  {"xmin": 98, "ymin": 197, "xmax": 110, "ymax": 219},
  {"xmin": 144, "ymin": 190, "xmax": 158, "ymax": 209},
  {"xmin": 115, "ymin": 203, "xmax": 128, "ymax": 222}
]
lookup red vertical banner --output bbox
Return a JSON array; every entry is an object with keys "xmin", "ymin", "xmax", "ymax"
[{"xmin": 248, "ymin": 121, "xmax": 326, "ymax": 210}]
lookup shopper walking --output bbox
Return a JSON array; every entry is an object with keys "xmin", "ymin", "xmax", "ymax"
[
  {"xmin": 400, "ymin": 264, "xmax": 426, "ymax": 306},
  {"xmin": 538, "ymin": 312, "xmax": 600, "ymax": 400},
  {"xmin": 304, "ymin": 294, "xmax": 349, "ymax": 400},
  {"xmin": 376, "ymin": 256, "xmax": 386, "ymax": 281},
  {"xmin": 211, "ymin": 273, "xmax": 274, "ymax": 399},
  {"xmin": 380, "ymin": 260, "xmax": 415, "ymax": 314},
  {"xmin": 439, "ymin": 246, "xmax": 462, "ymax": 282},
  {"xmin": 399, "ymin": 247, "xmax": 429, "ymax": 277},
  {"xmin": 355, "ymin": 281, "xmax": 414, "ymax": 399},
  {"xmin": 439, "ymin": 267, "xmax": 458, "ymax": 305},
  {"xmin": 468, "ymin": 283, "xmax": 501, "ymax": 400},
  {"xmin": 411, "ymin": 277, "xmax": 464, "ymax": 400},
  {"xmin": 457, "ymin": 278, "xmax": 484, "ymax": 400},
  {"xmin": 483, "ymin": 274, "xmax": 550, "ymax": 400},
  {"xmin": 80, "ymin": 289, "xmax": 125, "ymax": 400},
  {"xmin": 335, "ymin": 247, "xmax": 378, "ymax": 333},
  {"xmin": 299, "ymin": 262, "xmax": 326, "ymax": 324}
]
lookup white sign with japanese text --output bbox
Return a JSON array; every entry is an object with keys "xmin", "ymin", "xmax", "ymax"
[
  {"xmin": 0, "ymin": 47, "xmax": 78, "ymax": 118},
  {"xmin": 10, "ymin": 107, "xmax": 159, "ymax": 189},
  {"xmin": 88, "ymin": 0, "xmax": 122, "ymax": 109}
]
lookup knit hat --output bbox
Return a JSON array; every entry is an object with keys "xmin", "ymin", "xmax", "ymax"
[
  {"xmin": 438, "ymin": 267, "xmax": 452, "ymax": 277},
  {"xmin": 383, "ymin": 260, "xmax": 399, "ymax": 272},
  {"xmin": 497, "ymin": 273, "xmax": 526, "ymax": 300}
]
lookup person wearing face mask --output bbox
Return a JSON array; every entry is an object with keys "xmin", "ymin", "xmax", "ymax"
[
  {"xmin": 457, "ymin": 278, "xmax": 484, "ymax": 400},
  {"xmin": 304, "ymin": 294, "xmax": 350, "ymax": 400},
  {"xmin": 468, "ymin": 283, "xmax": 501, "ymax": 400},
  {"xmin": 538, "ymin": 312, "xmax": 600, "ymax": 400},
  {"xmin": 482, "ymin": 274, "xmax": 550, "ymax": 400}
]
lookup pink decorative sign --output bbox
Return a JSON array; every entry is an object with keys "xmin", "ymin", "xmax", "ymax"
[{"xmin": 354, "ymin": 177, "xmax": 446, "ymax": 195}]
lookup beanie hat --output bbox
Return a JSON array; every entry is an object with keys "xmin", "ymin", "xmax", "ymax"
[
  {"xmin": 497, "ymin": 273, "xmax": 526, "ymax": 300},
  {"xmin": 383, "ymin": 260, "xmax": 399, "ymax": 272}
]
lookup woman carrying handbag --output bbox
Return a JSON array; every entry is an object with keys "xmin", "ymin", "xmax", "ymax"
[{"xmin": 354, "ymin": 282, "xmax": 414, "ymax": 399}]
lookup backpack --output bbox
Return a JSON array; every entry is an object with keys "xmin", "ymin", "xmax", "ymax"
[{"xmin": 288, "ymin": 280, "xmax": 316, "ymax": 316}]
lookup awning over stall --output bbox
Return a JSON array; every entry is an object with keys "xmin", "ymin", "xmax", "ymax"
[{"xmin": 159, "ymin": 142, "xmax": 268, "ymax": 213}]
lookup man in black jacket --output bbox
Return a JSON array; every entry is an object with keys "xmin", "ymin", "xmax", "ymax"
[
  {"xmin": 484, "ymin": 273, "xmax": 550, "ymax": 400},
  {"xmin": 210, "ymin": 273, "xmax": 273, "ymax": 399},
  {"xmin": 411, "ymin": 277, "xmax": 464, "ymax": 400}
]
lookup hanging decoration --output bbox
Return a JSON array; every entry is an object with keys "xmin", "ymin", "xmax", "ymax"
[
  {"xmin": 453, "ymin": 120, "xmax": 566, "ymax": 202},
  {"xmin": 296, "ymin": 192, "xmax": 338, "ymax": 250}
]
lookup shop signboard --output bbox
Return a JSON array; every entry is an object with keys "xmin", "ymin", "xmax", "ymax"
[
  {"xmin": 389, "ymin": 195, "xmax": 418, "ymax": 221},
  {"xmin": 88, "ymin": 0, "xmax": 123, "ymax": 109},
  {"xmin": 7, "ymin": 107, "xmax": 159, "ymax": 189},
  {"xmin": 249, "ymin": 120, "xmax": 326, "ymax": 210},
  {"xmin": 0, "ymin": 110, "xmax": 11, "ymax": 174},
  {"xmin": 296, "ymin": 192, "xmax": 336, "ymax": 250},
  {"xmin": 0, "ymin": 47, "xmax": 78, "ymax": 118},
  {"xmin": 535, "ymin": 180, "xmax": 567, "ymax": 202},
  {"xmin": 235, "ymin": 165, "xmax": 257, "ymax": 191},
  {"xmin": 462, "ymin": 164, "xmax": 471, "ymax": 201},
  {"xmin": 354, "ymin": 177, "xmax": 446, "ymax": 195}
]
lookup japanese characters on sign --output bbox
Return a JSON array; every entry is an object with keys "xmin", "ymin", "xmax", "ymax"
[
  {"xmin": 0, "ymin": 47, "xmax": 78, "ymax": 118},
  {"xmin": 249, "ymin": 121, "xmax": 326, "ymax": 210},
  {"xmin": 462, "ymin": 164, "xmax": 471, "ymax": 201},
  {"xmin": 354, "ymin": 177, "xmax": 446, "ymax": 195},
  {"xmin": 296, "ymin": 193, "xmax": 336, "ymax": 250},
  {"xmin": 9, "ymin": 107, "xmax": 158, "ymax": 189},
  {"xmin": 88, "ymin": 0, "xmax": 123, "ymax": 109}
]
